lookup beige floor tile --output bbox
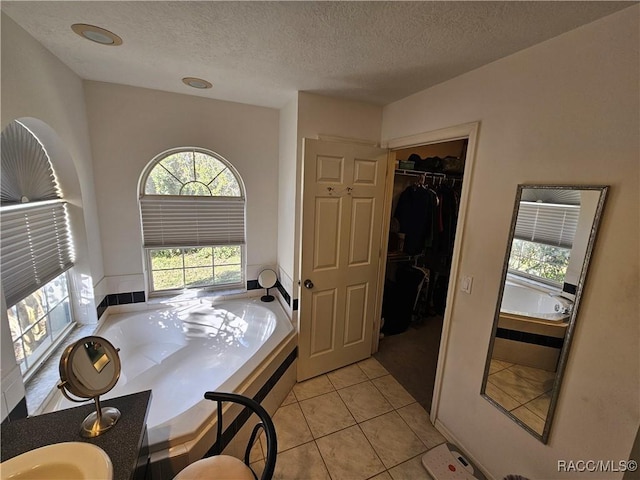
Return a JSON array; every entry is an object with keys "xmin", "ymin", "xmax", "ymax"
[
  {"xmin": 484, "ymin": 381, "xmax": 521, "ymax": 411},
  {"xmin": 316, "ymin": 425, "xmax": 385, "ymax": 480},
  {"xmin": 280, "ymin": 389, "xmax": 297, "ymax": 406},
  {"xmin": 488, "ymin": 369, "xmax": 546, "ymax": 404},
  {"xmin": 512, "ymin": 406, "xmax": 545, "ymax": 435},
  {"xmin": 299, "ymin": 391, "xmax": 356, "ymax": 438},
  {"xmin": 358, "ymin": 357, "xmax": 389, "ymax": 379},
  {"xmin": 272, "ymin": 441, "xmax": 331, "ymax": 480},
  {"xmin": 396, "ymin": 403, "xmax": 446, "ymax": 449},
  {"xmin": 489, "ymin": 359, "xmax": 512, "ymax": 374},
  {"xmin": 327, "ymin": 363, "xmax": 369, "ymax": 389},
  {"xmin": 524, "ymin": 393, "xmax": 551, "ymax": 420},
  {"xmin": 250, "ymin": 458, "xmax": 265, "ymax": 479},
  {"xmin": 370, "ymin": 472, "xmax": 393, "ymax": 480},
  {"xmin": 249, "ymin": 436, "xmax": 264, "ymax": 463},
  {"xmin": 490, "ymin": 359, "xmax": 513, "ymax": 371},
  {"xmin": 338, "ymin": 381, "xmax": 394, "ymax": 423},
  {"xmin": 293, "ymin": 374, "xmax": 335, "ymax": 401},
  {"xmin": 509, "ymin": 364, "xmax": 556, "ymax": 391},
  {"xmin": 372, "ymin": 375, "xmax": 416, "ymax": 409},
  {"xmin": 270, "ymin": 403, "xmax": 313, "ymax": 453},
  {"xmin": 388, "ymin": 454, "xmax": 435, "ymax": 480},
  {"xmin": 360, "ymin": 411, "xmax": 426, "ymax": 469}
]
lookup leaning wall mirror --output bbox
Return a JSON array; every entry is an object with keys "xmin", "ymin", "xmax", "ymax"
[
  {"xmin": 58, "ymin": 336, "xmax": 122, "ymax": 437},
  {"xmin": 481, "ymin": 185, "xmax": 608, "ymax": 443}
]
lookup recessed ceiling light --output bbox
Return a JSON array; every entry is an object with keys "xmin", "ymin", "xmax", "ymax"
[
  {"xmin": 71, "ymin": 24, "xmax": 122, "ymax": 46},
  {"xmin": 182, "ymin": 77, "xmax": 213, "ymax": 89}
]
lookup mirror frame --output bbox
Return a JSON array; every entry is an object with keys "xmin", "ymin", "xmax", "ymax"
[
  {"xmin": 59, "ymin": 335, "xmax": 121, "ymax": 398},
  {"xmin": 481, "ymin": 184, "xmax": 608, "ymax": 443},
  {"xmin": 258, "ymin": 268, "xmax": 278, "ymax": 289}
]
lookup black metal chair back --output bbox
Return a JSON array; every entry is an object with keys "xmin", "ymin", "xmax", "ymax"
[{"xmin": 205, "ymin": 391, "xmax": 277, "ymax": 480}]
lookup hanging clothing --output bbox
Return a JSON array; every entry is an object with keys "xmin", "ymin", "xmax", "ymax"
[{"xmin": 393, "ymin": 185, "xmax": 437, "ymax": 255}]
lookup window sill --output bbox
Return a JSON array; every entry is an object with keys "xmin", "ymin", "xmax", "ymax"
[
  {"xmin": 146, "ymin": 286, "xmax": 250, "ymax": 304},
  {"xmin": 25, "ymin": 323, "xmax": 97, "ymax": 416}
]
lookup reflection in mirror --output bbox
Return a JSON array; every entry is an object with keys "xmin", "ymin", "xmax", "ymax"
[{"xmin": 481, "ymin": 185, "xmax": 608, "ymax": 443}]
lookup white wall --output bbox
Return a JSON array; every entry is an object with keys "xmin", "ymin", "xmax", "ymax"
[
  {"xmin": 1, "ymin": 14, "xmax": 104, "ymax": 420},
  {"xmin": 382, "ymin": 7, "xmax": 639, "ymax": 479},
  {"xmin": 277, "ymin": 97, "xmax": 299, "ymax": 314},
  {"xmin": 83, "ymin": 82, "xmax": 280, "ymax": 293}
]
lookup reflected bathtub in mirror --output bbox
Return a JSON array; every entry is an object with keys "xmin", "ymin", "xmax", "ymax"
[{"xmin": 481, "ymin": 185, "xmax": 608, "ymax": 443}]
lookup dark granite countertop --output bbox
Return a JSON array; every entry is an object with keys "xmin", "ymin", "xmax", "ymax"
[{"xmin": 1, "ymin": 390, "xmax": 152, "ymax": 480}]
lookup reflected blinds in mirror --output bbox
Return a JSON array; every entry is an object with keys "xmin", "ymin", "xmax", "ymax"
[{"xmin": 514, "ymin": 202, "xmax": 580, "ymax": 248}]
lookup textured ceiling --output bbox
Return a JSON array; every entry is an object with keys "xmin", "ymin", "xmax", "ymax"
[{"xmin": 2, "ymin": 1, "xmax": 635, "ymax": 108}]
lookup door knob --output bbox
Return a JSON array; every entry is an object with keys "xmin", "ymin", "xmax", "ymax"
[{"xmin": 304, "ymin": 279, "xmax": 314, "ymax": 289}]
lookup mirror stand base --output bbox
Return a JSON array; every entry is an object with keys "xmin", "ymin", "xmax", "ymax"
[
  {"xmin": 81, "ymin": 406, "xmax": 121, "ymax": 438},
  {"xmin": 261, "ymin": 287, "xmax": 275, "ymax": 302}
]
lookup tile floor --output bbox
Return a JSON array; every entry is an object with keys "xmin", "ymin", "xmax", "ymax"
[
  {"xmin": 248, "ymin": 358, "xmax": 445, "ymax": 480},
  {"xmin": 486, "ymin": 359, "xmax": 555, "ymax": 435}
]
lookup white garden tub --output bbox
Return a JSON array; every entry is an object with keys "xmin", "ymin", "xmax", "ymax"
[
  {"xmin": 42, "ymin": 297, "xmax": 295, "ymax": 459},
  {"xmin": 501, "ymin": 281, "xmax": 570, "ymax": 322}
]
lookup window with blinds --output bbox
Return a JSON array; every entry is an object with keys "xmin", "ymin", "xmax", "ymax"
[
  {"xmin": 509, "ymin": 201, "xmax": 581, "ymax": 285},
  {"xmin": 1, "ymin": 120, "xmax": 75, "ymax": 377},
  {"xmin": 514, "ymin": 201, "xmax": 580, "ymax": 249},
  {"xmin": 1, "ymin": 121, "xmax": 75, "ymax": 307},
  {"xmin": 139, "ymin": 148, "xmax": 246, "ymax": 293}
]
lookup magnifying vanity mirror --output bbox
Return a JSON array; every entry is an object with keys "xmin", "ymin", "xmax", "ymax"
[
  {"xmin": 58, "ymin": 336, "xmax": 122, "ymax": 437},
  {"xmin": 481, "ymin": 185, "xmax": 608, "ymax": 443},
  {"xmin": 258, "ymin": 269, "xmax": 278, "ymax": 302}
]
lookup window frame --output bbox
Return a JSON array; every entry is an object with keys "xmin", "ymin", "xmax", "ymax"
[
  {"xmin": 507, "ymin": 238, "xmax": 571, "ymax": 288},
  {"xmin": 8, "ymin": 272, "xmax": 75, "ymax": 380},
  {"xmin": 145, "ymin": 245, "xmax": 246, "ymax": 295},
  {"xmin": 1, "ymin": 120, "xmax": 77, "ymax": 380},
  {"xmin": 139, "ymin": 147, "xmax": 247, "ymax": 296}
]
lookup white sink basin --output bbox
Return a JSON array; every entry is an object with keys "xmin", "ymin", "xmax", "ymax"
[{"xmin": 0, "ymin": 442, "xmax": 112, "ymax": 480}]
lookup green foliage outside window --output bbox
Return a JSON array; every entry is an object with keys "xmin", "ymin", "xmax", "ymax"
[
  {"xmin": 508, "ymin": 239, "xmax": 570, "ymax": 284},
  {"xmin": 145, "ymin": 151, "xmax": 241, "ymax": 196},
  {"xmin": 150, "ymin": 246, "xmax": 242, "ymax": 291}
]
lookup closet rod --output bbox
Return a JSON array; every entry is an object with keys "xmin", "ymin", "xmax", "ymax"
[{"xmin": 395, "ymin": 169, "xmax": 461, "ymax": 180}]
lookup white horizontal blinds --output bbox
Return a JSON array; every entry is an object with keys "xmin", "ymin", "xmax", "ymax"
[
  {"xmin": 140, "ymin": 196, "xmax": 245, "ymax": 247},
  {"xmin": 1, "ymin": 201, "xmax": 74, "ymax": 307},
  {"xmin": 514, "ymin": 201, "xmax": 580, "ymax": 249},
  {"xmin": 1, "ymin": 121, "xmax": 60, "ymax": 205}
]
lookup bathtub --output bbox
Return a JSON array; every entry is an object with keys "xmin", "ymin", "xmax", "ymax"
[
  {"xmin": 495, "ymin": 280, "xmax": 570, "ymax": 370},
  {"xmin": 501, "ymin": 281, "xmax": 570, "ymax": 323},
  {"xmin": 42, "ymin": 297, "xmax": 296, "ymax": 464}
]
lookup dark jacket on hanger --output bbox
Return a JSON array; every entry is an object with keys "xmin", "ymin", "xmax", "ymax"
[{"xmin": 394, "ymin": 185, "xmax": 437, "ymax": 255}]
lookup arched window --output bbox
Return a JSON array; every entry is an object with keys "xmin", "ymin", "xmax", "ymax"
[
  {"xmin": 139, "ymin": 148, "xmax": 246, "ymax": 293},
  {"xmin": 1, "ymin": 120, "xmax": 74, "ymax": 376}
]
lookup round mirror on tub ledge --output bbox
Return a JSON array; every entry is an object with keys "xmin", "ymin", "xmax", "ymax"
[
  {"xmin": 57, "ymin": 336, "xmax": 122, "ymax": 438},
  {"xmin": 257, "ymin": 269, "xmax": 278, "ymax": 303}
]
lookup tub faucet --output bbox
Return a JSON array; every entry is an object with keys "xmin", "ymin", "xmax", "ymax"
[{"xmin": 550, "ymin": 293, "xmax": 573, "ymax": 315}]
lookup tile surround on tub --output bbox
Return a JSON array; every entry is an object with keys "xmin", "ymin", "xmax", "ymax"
[{"xmin": 95, "ymin": 277, "xmax": 282, "ymax": 320}]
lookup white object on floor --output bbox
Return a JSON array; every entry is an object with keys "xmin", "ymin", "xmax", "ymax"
[{"xmin": 421, "ymin": 443, "xmax": 486, "ymax": 480}]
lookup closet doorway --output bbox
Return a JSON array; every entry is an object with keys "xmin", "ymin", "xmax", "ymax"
[{"xmin": 373, "ymin": 126, "xmax": 476, "ymax": 415}]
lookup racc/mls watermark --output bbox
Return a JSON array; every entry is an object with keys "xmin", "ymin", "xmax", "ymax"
[{"xmin": 558, "ymin": 460, "xmax": 637, "ymax": 473}]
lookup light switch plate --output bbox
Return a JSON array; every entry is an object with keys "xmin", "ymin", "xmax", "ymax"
[{"xmin": 460, "ymin": 275, "xmax": 473, "ymax": 294}]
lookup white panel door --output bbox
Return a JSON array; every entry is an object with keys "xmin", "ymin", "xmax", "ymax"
[{"xmin": 298, "ymin": 138, "xmax": 388, "ymax": 380}]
